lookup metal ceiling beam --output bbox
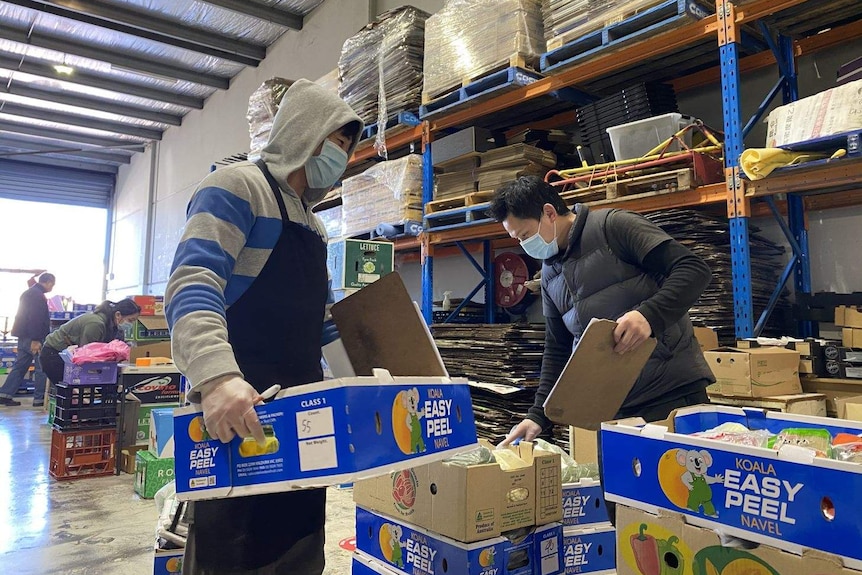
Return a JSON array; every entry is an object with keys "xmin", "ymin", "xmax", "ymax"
[
  {"xmin": 0, "ymin": 135, "xmax": 131, "ymax": 164},
  {"xmin": 2, "ymin": 83, "xmax": 182, "ymax": 126},
  {"xmin": 1, "ymin": 24, "xmax": 229, "ymax": 89},
  {"xmin": 0, "ymin": 101, "xmax": 163, "ymax": 139},
  {"xmin": 5, "ymin": 0, "xmax": 264, "ymax": 65},
  {"xmin": 199, "ymin": 0, "xmax": 304, "ymax": 30},
  {"xmin": 0, "ymin": 53, "xmax": 204, "ymax": 109},
  {"xmin": 0, "ymin": 153, "xmax": 118, "ymax": 173},
  {"xmin": 0, "ymin": 121, "xmax": 146, "ymax": 152}
]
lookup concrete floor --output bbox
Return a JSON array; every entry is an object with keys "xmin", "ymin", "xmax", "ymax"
[{"xmin": 1, "ymin": 397, "xmax": 356, "ymax": 574}]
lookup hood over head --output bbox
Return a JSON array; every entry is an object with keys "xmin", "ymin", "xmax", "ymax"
[{"xmin": 260, "ymin": 79, "xmax": 364, "ymax": 204}]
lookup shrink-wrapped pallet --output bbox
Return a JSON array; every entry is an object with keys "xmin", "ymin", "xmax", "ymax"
[
  {"xmin": 423, "ymin": 0, "xmax": 545, "ymax": 101},
  {"xmin": 542, "ymin": 0, "xmax": 666, "ymax": 48},
  {"xmin": 341, "ymin": 155, "xmax": 424, "ymax": 237},
  {"xmin": 338, "ymin": 6, "xmax": 429, "ymax": 156},
  {"xmin": 246, "ymin": 78, "xmax": 293, "ymax": 161}
]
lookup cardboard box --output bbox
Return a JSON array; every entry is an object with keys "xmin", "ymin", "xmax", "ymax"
[
  {"xmin": 120, "ymin": 365, "xmax": 183, "ymax": 404},
  {"xmin": 841, "ymin": 363, "xmax": 862, "ymax": 379},
  {"xmin": 328, "ymin": 238, "xmax": 395, "ymax": 290},
  {"xmin": 561, "ymin": 479, "xmax": 608, "ymax": 527},
  {"xmin": 153, "ymin": 540, "xmax": 183, "ymax": 575},
  {"xmin": 130, "ymin": 341, "xmax": 172, "ymax": 362},
  {"xmin": 616, "ymin": 504, "xmax": 862, "ymax": 575},
  {"xmin": 61, "ymin": 356, "xmax": 118, "ymax": 385},
  {"xmin": 693, "ymin": 327, "xmax": 719, "ymax": 352},
  {"xmin": 121, "ymin": 444, "xmax": 148, "ymax": 474},
  {"xmin": 568, "ymin": 426, "xmax": 598, "ymax": 464},
  {"xmin": 353, "ymin": 441, "xmax": 563, "ymax": 542},
  {"xmin": 355, "ymin": 506, "xmax": 563, "ymax": 575},
  {"xmin": 836, "ymin": 395, "xmax": 862, "ymax": 421},
  {"xmin": 801, "ymin": 377, "xmax": 862, "ymax": 416},
  {"xmin": 431, "ymin": 126, "xmax": 495, "ymax": 167},
  {"xmin": 838, "ymin": 306, "xmax": 862, "ymax": 328},
  {"xmin": 707, "ymin": 392, "xmax": 827, "ymax": 417},
  {"xmin": 133, "ymin": 295, "xmax": 156, "ymax": 316},
  {"xmin": 131, "ymin": 316, "xmax": 170, "ymax": 342},
  {"xmin": 562, "ymin": 524, "xmax": 616, "ymax": 574},
  {"xmin": 153, "ymin": 296, "xmax": 165, "ymax": 316},
  {"xmin": 123, "ymin": 396, "xmax": 180, "ymax": 446},
  {"xmin": 704, "ymin": 347, "xmax": 801, "ymax": 397},
  {"xmin": 149, "ymin": 407, "xmax": 175, "ymax": 458},
  {"xmin": 174, "ymin": 372, "xmax": 476, "ymax": 501},
  {"xmin": 351, "ymin": 552, "xmax": 402, "ymax": 575},
  {"xmin": 843, "ymin": 327, "xmax": 862, "ymax": 349},
  {"xmin": 135, "ymin": 451, "xmax": 175, "ymax": 499},
  {"xmin": 601, "ymin": 405, "xmax": 862, "ymax": 567}
]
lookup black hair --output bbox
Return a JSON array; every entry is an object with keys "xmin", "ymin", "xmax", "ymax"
[
  {"xmin": 488, "ymin": 175, "xmax": 571, "ymax": 222},
  {"xmin": 342, "ymin": 120, "xmax": 363, "ymax": 142},
  {"xmin": 39, "ymin": 272, "xmax": 55, "ymax": 284},
  {"xmin": 94, "ymin": 299, "xmax": 142, "ymax": 329}
]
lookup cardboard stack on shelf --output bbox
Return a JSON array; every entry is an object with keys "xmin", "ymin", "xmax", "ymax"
[
  {"xmin": 422, "ymin": 0, "xmax": 546, "ymax": 103},
  {"xmin": 476, "ymin": 143, "xmax": 557, "ymax": 191},
  {"xmin": 245, "ymin": 77, "xmax": 293, "ymax": 162},
  {"xmin": 338, "ymin": 6, "xmax": 429, "ymax": 126},
  {"xmin": 766, "ymin": 78, "xmax": 862, "ymax": 147},
  {"xmin": 542, "ymin": 0, "xmax": 666, "ymax": 50},
  {"xmin": 340, "ymin": 154, "xmax": 424, "ymax": 237}
]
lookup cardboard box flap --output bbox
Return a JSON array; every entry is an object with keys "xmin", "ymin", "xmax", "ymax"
[
  {"xmin": 137, "ymin": 316, "xmax": 169, "ymax": 330},
  {"xmin": 330, "ymin": 272, "xmax": 448, "ymax": 378},
  {"xmin": 544, "ymin": 318, "xmax": 656, "ymax": 431}
]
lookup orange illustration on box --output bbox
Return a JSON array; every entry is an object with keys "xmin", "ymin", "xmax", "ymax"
[
  {"xmin": 379, "ymin": 523, "xmax": 406, "ymax": 569},
  {"xmin": 392, "ymin": 388, "xmax": 426, "ymax": 455},
  {"xmin": 658, "ymin": 449, "xmax": 723, "ymax": 517},
  {"xmin": 164, "ymin": 556, "xmax": 183, "ymax": 573},
  {"xmin": 187, "ymin": 416, "xmax": 211, "ymax": 442}
]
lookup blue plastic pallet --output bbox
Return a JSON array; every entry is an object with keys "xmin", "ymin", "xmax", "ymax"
[
  {"xmin": 347, "ymin": 219, "xmax": 423, "ymax": 240},
  {"xmin": 360, "ymin": 110, "xmax": 421, "ymax": 141},
  {"xmin": 423, "ymin": 204, "xmax": 495, "ymax": 233},
  {"xmin": 419, "ymin": 66, "xmax": 593, "ymax": 120},
  {"xmin": 541, "ymin": 0, "xmax": 713, "ymax": 74}
]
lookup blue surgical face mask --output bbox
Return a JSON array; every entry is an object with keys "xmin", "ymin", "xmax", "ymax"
[
  {"xmin": 520, "ymin": 216, "xmax": 559, "ymax": 260},
  {"xmin": 305, "ymin": 139, "xmax": 349, "ymax": 190}
]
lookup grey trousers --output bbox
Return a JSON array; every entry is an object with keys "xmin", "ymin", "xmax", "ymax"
[{"xmin": 182, "ymin": 517, "xmax": 325, "ymax": 575}]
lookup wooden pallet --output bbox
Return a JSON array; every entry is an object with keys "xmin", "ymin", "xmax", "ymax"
[
  {"xmin": 422, "ymin": 53, "xmax": 535, "ymax": 104},
  {"xmin": 707, "ymin": 392, "xmax": 828, "ymax": 417},
  {"xmin": 546, "ymin": 0, "xmax": 657, "ymax": 52},
  {"xmin": 560, "ymin": 167, "xmax": 694, "ymax": 203},
  {"xmin": 426, "ymin": 191, "xmax": 495, "ymax": 214}
]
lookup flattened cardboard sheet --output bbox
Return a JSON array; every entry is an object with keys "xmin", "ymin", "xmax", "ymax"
[
  {"xmin": 330, "ymin": 272, "xmax": 448, "ymax": 378},
  {"xmin": 543, "ymin": 318, "xmax": 656, "ymax": 431}
]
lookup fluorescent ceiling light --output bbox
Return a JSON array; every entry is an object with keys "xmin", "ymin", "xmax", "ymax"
[{"xmin": 53, "ymin": 64, "xmax": 74, "ymax": 75}]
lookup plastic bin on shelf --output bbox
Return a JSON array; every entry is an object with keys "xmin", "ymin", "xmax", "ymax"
[{"xmin": 606, "ymin": 112, "xmax": 692, "ymax": 161}]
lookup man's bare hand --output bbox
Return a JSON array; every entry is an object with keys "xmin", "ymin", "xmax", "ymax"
[{"xmin": 613, "ymin": 311, "xmax": 652, "ymax": 354}]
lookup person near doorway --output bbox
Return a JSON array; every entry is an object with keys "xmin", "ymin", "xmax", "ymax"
[
  {"xmin": 165, "ymin": 79, "xmax": 363, "ymax": 575},
  {"xmin": 0, "ymin": 272, "xmax": 55, "ymax": 407},
  {"xmin": 40, "ymin": 299, "xmax": 141, "ymax": 387},
  {"xmin": 489, "ymin": 176, "xmax": 715, "ymax": 523}
]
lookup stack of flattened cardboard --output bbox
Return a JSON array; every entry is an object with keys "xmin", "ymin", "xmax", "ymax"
[
  {"xmin": 431, "ymin": 323, "xmax": 571, "ymax": 449},
  {"xmin": 476, "ymin": 143, "xmax": 557, "ymax": 191}
]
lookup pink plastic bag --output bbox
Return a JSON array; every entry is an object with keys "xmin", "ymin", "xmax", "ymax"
[{"xmin": 71, "ymin": 340, "xmax": 131, "ymax": 364}]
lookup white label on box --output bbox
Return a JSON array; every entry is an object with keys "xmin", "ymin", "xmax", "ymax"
[
  {"xmin": 357, "ymin": 273, "xmax": 380, "ymax": 283},
  {"xmin": 847, "ymin": 366, "xmax": 862, "ymax": 378},
  {"xmin": 298, "ymin": 436, "xmax": 338, "ymax": 471},
  {"xmin": 296, "ymin": 406, "xmax": 334, "ymax": 440},
  {"xmin": 541, "ymin": 536, "xmax": 560, "ymax": 575}
]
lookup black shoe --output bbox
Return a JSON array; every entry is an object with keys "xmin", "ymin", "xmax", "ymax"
[{"xmin": 0, "ymin": 398, "xmax": 21, "ymax": 406}]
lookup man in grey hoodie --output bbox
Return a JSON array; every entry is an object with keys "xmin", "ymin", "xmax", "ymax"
[{"xmin": 166, "ymin": 79, "xmax": 363, "ymax": 574}]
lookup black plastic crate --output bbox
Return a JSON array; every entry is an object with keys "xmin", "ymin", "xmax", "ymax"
[
  {"xmin": 53, "ymin": 405, "xmax": 118, "ymax": 430},
  {"xmin": 55, "ymin": 382, "xmax": 119, "ymax": 410}
]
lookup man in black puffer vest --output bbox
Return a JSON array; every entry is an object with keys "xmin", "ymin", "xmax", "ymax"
[{"xmin": 490, "ymin": 176, "xmax": 715, "ymax": 523}]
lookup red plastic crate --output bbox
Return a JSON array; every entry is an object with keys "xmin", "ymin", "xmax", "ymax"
[{"xmin": 49, "ymin": 428, "xmax": 116, "ymax": 480}]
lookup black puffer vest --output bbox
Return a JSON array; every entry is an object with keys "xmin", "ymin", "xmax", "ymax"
[{"xmin": 541, "ymin": 204, "xmax": 713, "ymax": 409}]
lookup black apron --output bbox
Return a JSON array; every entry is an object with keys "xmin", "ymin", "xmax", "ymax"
[{"xmin": 191, "ymin": 160, "xmax": 329, "ymax": 571}]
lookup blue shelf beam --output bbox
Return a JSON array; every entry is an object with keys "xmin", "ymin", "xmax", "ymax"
[{"xmin": 421, "ymin": 135, "xmax": 434, "ymax": 324}]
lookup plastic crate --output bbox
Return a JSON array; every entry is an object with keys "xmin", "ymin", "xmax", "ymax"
[
  {"xmin": 55, "ymin": 382, "xmax": 118, "ymax": 409},
  {"xmin": 606, "ymin": 112, "xmax": 691, "ymax": 160},
  {"xmin": 49, "ymin": 428, "xmax": 116, "ymax": 480},
  {"xmin": 53, "ymin": 405, "xmax": 118, "ymax": 430}
]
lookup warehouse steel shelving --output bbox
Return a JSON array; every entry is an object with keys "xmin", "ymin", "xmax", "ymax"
[{"xmin": 346, "ymin": 0, "xmax": 862, "ymax": 335}]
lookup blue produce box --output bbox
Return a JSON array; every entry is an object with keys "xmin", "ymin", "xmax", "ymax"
[
  {"xmin": 562, "ymin": 479, "xmax": 609, "ymax": 527},
  {"xmin": 153, "ymin": 540, "xmax": 183, "ymax": 574},
  {"xmin": 352, "ymin": 551, "xmax": 409, "ymax": 574},
  {"xmin": 355, "ymin": 506, "xmax": 563, "ymax": 575},
  {"xmin": 562, "ymin": 524, "xmax": 616, "ymax": 574},
  {"xmin": 173, "ymin": 371, "xmax": 477, "ymax": 501},
  {"xmin": 601, "ymin": 405, "xmax": 862, "ymax": 569}
]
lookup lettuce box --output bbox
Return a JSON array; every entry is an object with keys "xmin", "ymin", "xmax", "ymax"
[
  {"xmin": 355, "ymin": 506, "xmax": 563, "ymax": 575},
  {"xmin": 353, "ymin": 440, "xmax": 563, "ymax": 542},
  {"xmin": 562, "ymin": 479, "xmax": 609, "ymax": 527},
  {"xmin": 616, "ymin": 504, "xmax": 862, "ymax": 575},
  {"xmin": 173, "ymin": 370, "xmax": 476, "ymax": 500},
  {"xmin": 562, "ymin": 524, "xmax": 616, "ymax": 574},
  {"xmin": 135, "ymin": 451, "xmax": 175, "ymax": 499},
  {"xmin": 601, "ymin": 405, "xmax": 862, "ymax": 569},
  {"xmin": 149, "ymin": 407, "xmax": 175, "ymax": 458}
]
